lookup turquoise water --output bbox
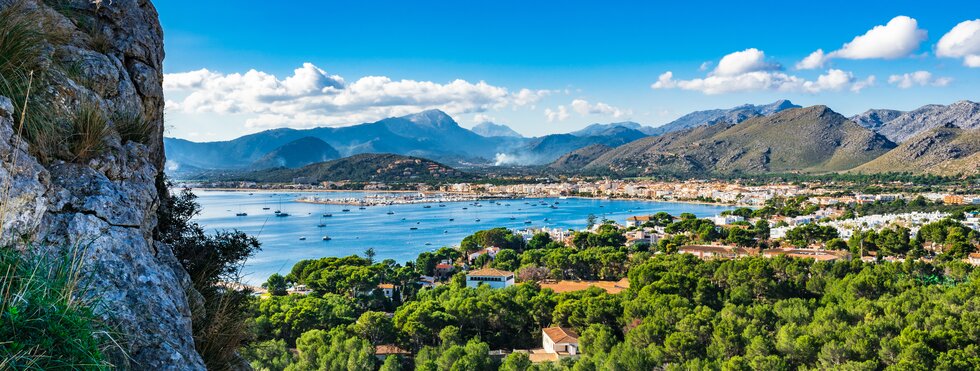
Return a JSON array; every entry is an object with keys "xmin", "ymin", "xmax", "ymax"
[{"xmin": 191, "ymin": 190, "xmax": 733, "ymax": 284}]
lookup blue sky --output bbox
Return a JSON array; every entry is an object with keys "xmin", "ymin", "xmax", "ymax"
[{"xmin": 157, "ymin": 0, "xmax": 980, "ymax": 141}]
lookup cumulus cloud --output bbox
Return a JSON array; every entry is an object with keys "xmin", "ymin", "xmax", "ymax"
[
  {"xmin": 163, "ymin": 63, "xmax": 551, "ymax": 129},
  {"xmin": 936, "ymin": 19, "xmax": 980, "ymax": 67},
  {"xmin": 796, "ymin": 16, "xmax": 927, "ymax": 69},
  {"xmin": 651, "ymin": 49, "xmax": 871, "ymax": 95},
  {"xmin": 545, "ymin": 106, "xmax": 570, "ymax": 122},
  {"xmin": 712, "ymin": 48, "xmax": 780, "ymax": 76},
  {"xmin": 887, "ymin": 71, "xmax": 952, "ymax": 88},
  {"xmin": 570, "ymin": 99, "xmax": 631, "ymax": 118}
]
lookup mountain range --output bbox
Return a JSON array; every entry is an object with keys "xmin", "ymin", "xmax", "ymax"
[
  {"xmin": 212, "ymin": 153, "xmax": 473, "ymax": 184},
  {"xmin": 849, "ymin": 100, "xmax": 980, "ymax": 143},
  {"xmin": 166, "ymin": 99, "xmax": 980, "ymax": 178},
  {"xmin": 471, "ymin": 122, "xmax": 524, "ymax": 138}
]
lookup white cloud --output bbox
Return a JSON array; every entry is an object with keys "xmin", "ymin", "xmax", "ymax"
[
  {"xmin": 711, "ymin": 48, "xmax": 780, "ymax": 76},
  {"xmin": 851, "ymin": 75, "xmax": 876, "ymax": 92},
  {"xmin": 887, "ymin": 71, "xmax": 952, "ymax": 88},
  {"xmin": 163, "ymin": 63, "xmax": 550, "ymax": 129},
  {"xmin": 570, "ymin": 99, "xmax": 631, "ymax": 118},
  {"xmin": 936, "ymin": 19, "xmax": 980, "ymax": 68},
  {"xmin": 545, "ymin": 106, "xmax": 569, "ymax": 122},
  {"xmin": 651, "ymin": 50, "xmax": 872, "ymax": 95},
  {"xmin": 797, "ymin": 16, "xmax": 927, "ymax": 69},
  {"xmin": 795, "ymin": 49, "xmax": 827, "ymax": 70},
  {"xmin": 472, "ymin": 113, "xmax": 496, "ymax": 124}
]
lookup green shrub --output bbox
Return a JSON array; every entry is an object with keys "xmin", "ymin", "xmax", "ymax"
[
  {"xmin": 67, "ymin": 101, "xmax": 110, "ymax": 162},
  {"xmin": 0, "ymin": 245, "xmax": 117, "ymax": 369},
  {"xmin": 113, "ymin": 109, "xmax": 154, "ymax": 145}
]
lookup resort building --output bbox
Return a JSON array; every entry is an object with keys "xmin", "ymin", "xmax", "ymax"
[
  {"xmin": 468, "ymin": 247, "xmax": 501, "ymax": 263},
  {"xmin": 465, "ymin": 268, "xmax": 515, "ymax": 289},
  {"xmin": 377, "ymin": 283, "xmax": 396, "ymax": 299}
]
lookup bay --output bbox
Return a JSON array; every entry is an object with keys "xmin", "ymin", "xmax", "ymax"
[{"xmin": 191, "ymin": 190, "xmax": 734, "ymax": 284}]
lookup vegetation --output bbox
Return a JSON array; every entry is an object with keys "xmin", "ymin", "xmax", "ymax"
[
  {"xmin": 113, "ymin": 109, "xmax": 154, "ymax": 145},
  {"xmin": 0, "ymin": 245, "xmax": 116, "ymax": 370},
  {"xmin": 154, "ymin": 183, "xmax": 261, "ymax": 370}
]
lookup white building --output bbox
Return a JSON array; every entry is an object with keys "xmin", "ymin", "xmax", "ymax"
[
  {"xmin": 710, "ymin": 214, "xmax": 744, "ymax": 226},
  {"xmin": 542, "ymin": 327, "xmax": 579, "ymax": 355},
  {"xmin": 465, "ymin": 268, "xmax": 515, "ymax": 289}
]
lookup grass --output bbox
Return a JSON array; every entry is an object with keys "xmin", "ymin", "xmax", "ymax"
[
  {"xmin": 0, "ymin": 244, "xmax": 118, "ymax": 369},
  {"xmin": 67, "ymin": 101, "xmax": 110, "ymax": 162},
  {"xmin": 113, "ymin": 109, "xmax": 154, "ymax": 145}
]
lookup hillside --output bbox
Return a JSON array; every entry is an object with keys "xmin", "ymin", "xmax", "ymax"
[
  {"xmin": 850, "ymin": 109, "xmax": 905, "ymax": 131},
  {"xmin": 644, "ymin": 99, "xmax": 800, "ymax": 136},
  {"xmin": 471, "ymin": 122, "xmax": 523, "ymax": 137},
  {"xmin": 584, "ymin": 106, "xmax": 896, "ymax": 175},
  {"xmin": 250, "ymin": 137, "xmax": 340, "ymax": 169},
  {"xmin": 851, "ymin": 124, "xmax": 980, "ymax": 176},
  {"xmin": 873, "ymin": 100, "xmax": 980, "ymax": 143},
  {"xmin": 548, "ymin": 144, "xmax": 614, "ymax": 170},
  {"xmin": 230, "ymin": 153, "xmax": 473, "ymax": 183}
]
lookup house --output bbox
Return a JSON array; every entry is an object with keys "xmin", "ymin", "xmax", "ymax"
[
  {"xmin": 967, "ymin": 253, "xmax": 980, "ymax": 266},
  {"xmin": 468, "ymin": 247, "xmax": 501, "ymax": 263},
  {"xmin": 710, "ymin": 214, "xmax": 744, "ymax": 226},
  {"xmin": 626, "ymin": 215, "xmax": 652, "ymax": 228},
  {"xmin": 679, "ymin": 245, "xmax": 757, "ymax": 260},
  {"xmin": 542, "ymin": 327, "xmax": 579, "ymax": 356},
  {"xmin": 377, "ymin": 283, "xmax": 396, "ymax": 299},
  {"xmin": 417, "ymin": 275, "xmax": 437, "ymax": 288},
  {"xmin": 434, "ymin": 259, "xmax": 455, "ymax": 279},
  {"xmin": 465, "ymin": 267, "xmax": 515, "ymax": 289},
  {"xmin": 761, "ymin": 248, "xmax": 850, "ymax": 261},
  {"xmin": 374, "ymin": 344, "xmax": 411, "ymax": 361}
]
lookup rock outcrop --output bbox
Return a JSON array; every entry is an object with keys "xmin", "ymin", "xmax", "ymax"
[{"xmin": 0, "ymin": 0, "xmax": 205, "ymax": 369}]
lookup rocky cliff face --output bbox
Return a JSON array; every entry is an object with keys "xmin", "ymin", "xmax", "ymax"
[{"xmin": 0, "ymin": 0, "xmax": 204, "ymax": 369}]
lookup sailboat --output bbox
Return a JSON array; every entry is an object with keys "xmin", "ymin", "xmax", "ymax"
[
  {"xmin": 322, "ymin": 235, "xmax": 331, "ymax": 241},
  {"xmin": 275, "ymin": 197, "xmax": 290, "ymax": 217}
]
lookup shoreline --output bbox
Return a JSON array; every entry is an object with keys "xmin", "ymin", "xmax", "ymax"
[{"xmin": 191, "ymin": 187, "xmax": 749, "ymax": 208}]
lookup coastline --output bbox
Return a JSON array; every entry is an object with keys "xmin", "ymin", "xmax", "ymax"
[{"xmin": 191, "ymin": 187, "xmax": 750, "ymax": 208}]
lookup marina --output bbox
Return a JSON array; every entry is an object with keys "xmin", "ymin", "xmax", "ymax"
[{"xmin": 191, "ymin": 190, "xmax": 734, "ymax": 284}]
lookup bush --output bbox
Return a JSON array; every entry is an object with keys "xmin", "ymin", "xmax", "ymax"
[
  {"xmin": 67, "ymin": 101, "xmax": 110, "ymax": 162},
  {"xmin": 0, "ymin": 245, "xmax": 118, "ymax": 369},
  {"xmin": 113, "ymin": 109, "xmax": 154, "ymax": 145},
  {"xmin": 154, "ymin": 181, "xmax": 262, "ymax": 370}
]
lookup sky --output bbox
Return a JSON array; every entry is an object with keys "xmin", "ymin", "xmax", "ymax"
[{"xmin": 157, "ymin": 0, "xmax": 980, "ymax": 141}]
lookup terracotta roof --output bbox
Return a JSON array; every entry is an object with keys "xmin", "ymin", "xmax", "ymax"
[
  {"xmin": 375, "ymin": 344, "xmax": 410, "ymax": 355},
  {"xmin": 542, "ymin": 327, "xmax": 578, "ymax": 343},
  {"xmin": 377, "ymin": 283, "xmax": 395, "ymax": 289},
  {"xmin": 435, "ymin": 263, "xmax": 453, "ymax": 269},
  {"xmin": 467, "ymin": 267, "xmax": 514, "ymax": 277}
]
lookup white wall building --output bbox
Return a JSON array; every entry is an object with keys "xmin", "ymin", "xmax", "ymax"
[{"xmin": 465, "ymin": 268, "xmax": 515, "ymax": 289}]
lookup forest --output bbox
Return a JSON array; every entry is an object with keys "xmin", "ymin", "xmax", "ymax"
[{"xmin": 241, "ymin": 220, "xmax": 980, "ymax": 370}]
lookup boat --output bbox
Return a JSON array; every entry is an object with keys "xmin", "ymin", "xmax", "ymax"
[
  {"xmin": 262, "ymin": 207, "xmax": 270, "ymax": 210},
  {"xmin": 235, "ymin": 212, "xmax": 247, "ymax": 217},
  {"xmin": 423, "ymin": 205, "xmax": 432, "ymax": 209},
  {"xmin": 462, "ymin": 207, "xmax": 468, "ymax": 210},
  {"xmin": 439, "ymin": 204, "xmax": 446, "ymax": 207},
  {"xmin": 410, "ymin": 227, "xmax": 418, "ymax": 230},
  {"xmin": 550, "ymin": 205, "xmax": 558, "ymax": 209},
  {"xmin": 475, "ymin": 218, "xmax": 481, "ymax": 222},
  {"xmin": 524, "ymin": 220, "xmax": 532, "ymax": 224},
  {"xmin": 425, "ymin": 242, "xmax": 432, "ymax": 246},
  {"xmin": 359, "ymin": 207, "xmax": 366, "ymax": 210},
  {"xmin": 401, "ymin": 218, "xmax": 407, "ymax": 221},
  {"xmin": 342, "ymin": 209, "xmax": 351, "ymax": 212},
  {"xmin": 299, "ymin": 237, "xmax": 306, "ymax": 241},
  {"xmin": 322, "ymin": 236, "xmax": 331, "ymax": 241},
  {"xmin": 274, "ymin": 210, "xmax": 281, "ymax": 214},
  {"xmin": 322, "ymin": 214, "xmax": 332, "ymax": 217},
  {"xmin": 449, "ymin": 218, "xmax": 454, "ymax": 221},
  {"xmin": 510, "ymin": 217, "xmax": 516, "ymax": 220},
  {"xmin": 248, "ymin": 193, "xmax": 254, "ymax": 195},
  {"xmin": 387, "ymin": 211, "xmax": 395, "ymax": 215},
  {"xmin": 444, "ymin": 230, "xmax": 448, "ymax": 233},
  {"xmin": 317, "ymin": 223, "xmax": 326, "ymax": 228},
  {"xmin": 275, "ymin": 213, "xmax": 290, "ymax": 217}
]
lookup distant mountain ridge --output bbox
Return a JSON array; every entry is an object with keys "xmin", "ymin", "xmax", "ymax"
[
  {"xmin": 851, "ymin": 124, "xmax": 980, "ymax": 176},
  {"xmin": 644, "ymin": 99, "xmax": 801, "ymax": 136},
  {"xmin": 582, "ymin": 105, "xmax": 895, "ymax": 175},
  {"xmin": 471, "ymin": 122, "xmax": 523, "ymax": 138},
  {"xmin": 250, "ymin": 137, "xmax": 340, "ymax": 169},
  {"xmin": 854, "ymin": 100, "xmax": 980, "ymax": 143}
]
